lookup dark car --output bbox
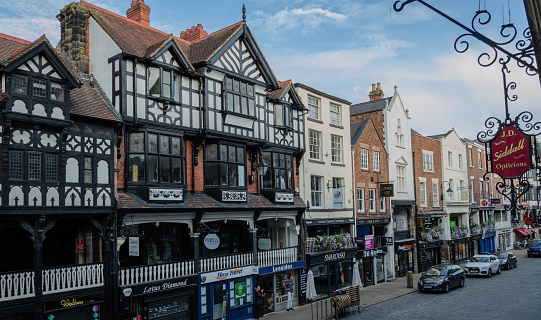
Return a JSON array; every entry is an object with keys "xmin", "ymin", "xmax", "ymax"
[
  {"xmin": 527, "ymin": 239, "xmax": 541, "ymax": 257},
  {"xmin": 498, "ymin": 252, "xmax": 517, "ymax": 269},
  {"xmin": 418, "ymin": 265, "xmax": 465, "ymax": 293}
]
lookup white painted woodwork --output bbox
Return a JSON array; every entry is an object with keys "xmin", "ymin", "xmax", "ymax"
[
  {"xmin": 12, "ymin": 100, "xmax": 27, "ymax": 113},
  {"xmin": 257, "ymin": 247, "xmax": 298, "ymax": 268},
  {"xmin": 119, "ymin": 260, "xmax": 195, "ymax": 286},
  {"xmin": 33, "ymin": 103, "xmax": 47, "ymax": 116},
  {"xmin": 199, "ymin": 253, "xmax": 254, "ymax": 273},
  {"xmin": 66, "ymin": 158, "xmax": 79, "ymax": 183}
]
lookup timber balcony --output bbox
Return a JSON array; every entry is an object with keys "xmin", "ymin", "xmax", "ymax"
[{"xmin": 0, "ymin": 263, "xmax": 104, "ymax": 302}]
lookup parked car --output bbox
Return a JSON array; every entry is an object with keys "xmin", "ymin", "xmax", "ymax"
[
  {"xmin": 464, "ymin": 255, "xmax": 501, "ymax": 277},
  {"xmin": 527, "ymin": 239, "xmax": 541, "ymax": 257},
  {"xmin": 418, "ymin": 265, "xmax": 465, "ymax": 293},
  {"xmin": 497, "ymin": 252, "xmax": 517, "ymax": 269}
]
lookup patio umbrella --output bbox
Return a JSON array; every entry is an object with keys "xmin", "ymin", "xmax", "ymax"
[
  {"xmin": 306, "ymin": 270, "xmax": 317, "ymax": 319},
  {"xmin": 352, "ymin": 262, "xmax": 363, "ymax": 288}
]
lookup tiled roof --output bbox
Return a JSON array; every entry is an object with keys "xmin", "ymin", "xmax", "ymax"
[
  {"xmin": 70, "ymin": 79, "xmax": 121, "ymax": 122},
  {"xmin": 116, "ymin": 191, "xmax": 306, "ymax": 211},
  {"xmin": 187, "ymin": 22, "xmax": 243, "ymax": 65},
  {"xmin": 0, "ymin": 33, "xmax": 32, "ymax": 63},
  {"xmin": 267, "ymin": 80, "xmax": 291, "ymax": 100},
  {"xmin": 350, "ymin": 97, "xmax": 391, "ymax": 116}
]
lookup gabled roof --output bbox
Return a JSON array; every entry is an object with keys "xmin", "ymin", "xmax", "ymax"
[
  {"xmin": 0, "ymin": 33, "xmax": 32, "ymax": 63},
  {"xmin": 70, "ymin": 78, "xmax": 121, "ymax": 122},
  {"xmin": 267, "ymin": 80, "xmax": 305, "ymax": 109},
  {"xmin": 350, "ymin": 97, "xmax": 391, "ymax": 116},
  {"xmin": 350, "ymin": 117, "xmax": 370, "ymax": 145},
  {"xmin": 188, "ymin": 22, "xmax": 243, "ymax": 65},
  {"xmin": 428, "ymin": 129, "xmax": 453, "ymax": 140}
]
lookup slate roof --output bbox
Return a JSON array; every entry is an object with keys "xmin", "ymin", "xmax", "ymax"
[
  {"xmin": 116, "ymin": 192, "xmax": 307, "ymax": 211},
  {"xmin": 350, "ymin": 117, "xmax": 370, "ymax": 145},
  {"xmin": 350, "ymin": 97, "xmax": 391, "ymax": 116},
  {"xmin": 70, "ymin": 79, "xmax": 121, "ymax": 122}
]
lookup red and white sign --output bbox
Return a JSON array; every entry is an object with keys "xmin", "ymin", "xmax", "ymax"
[
  {"xmin": 490, "ymin": 125, "xmax": 531, "ymax": 179},
  {"xmin": 76, "ymin": 239, "xmax": 84, "ymax": 253}
]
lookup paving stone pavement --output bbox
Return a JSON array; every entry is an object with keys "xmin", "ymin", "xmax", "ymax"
[{"xmin": 256, "ymin": 249, "xmax": 532, "ymax": 320}]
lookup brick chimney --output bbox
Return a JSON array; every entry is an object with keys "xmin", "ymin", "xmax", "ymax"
[
  {"xmin": 126, "ymin": 0, "xmax": 151, "ymax": 26},
  {"xmin": 369, "ymin": 82, "xmax": 384, "ymax": 101},
  {"xmin": 179, "ymin": 24, "xmax": 208, "ymax": 42}
]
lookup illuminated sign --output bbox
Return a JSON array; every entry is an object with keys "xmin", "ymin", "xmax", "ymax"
[{"xmin": 490, "ymin": 125, "xmax": 531, "ymax": 179}]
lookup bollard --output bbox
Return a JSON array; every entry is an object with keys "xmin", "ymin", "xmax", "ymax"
[{"xmin": 406, "ymin": 271, "xmax": 413, "ymax": 288}]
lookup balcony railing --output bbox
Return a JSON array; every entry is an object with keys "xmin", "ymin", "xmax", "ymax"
[
  {"xmin": 119, "ymin": 260, "xmax": 195, "ymax": 287},
  {"xmin": 394, "ymin": 230, "xmax": 413, "ymax": 241},
  {"xmin": 1, "ymin": 263, "xmax": 104, "ymax": 302},
  {"xmin": 199, "ymin": 252, "xmax": 253, "ymax": 273},
  {"xmin": 257, "ymin": 247, "xmax": 298, "ymax": 268}
]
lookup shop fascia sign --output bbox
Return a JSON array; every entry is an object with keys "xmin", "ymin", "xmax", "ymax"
[
  {"xmin": 121, "ymin": 276, "xmax": 198, "ymax": 297},
  {"xmin": 200, "ymin": 265, "xmax": 259, "ymax": 284},
  {"xmin": 44, "ymin": 292, "xmax": 103, "ymax": 312},
  {"xmin": 305, "ymin": 218, "xmax": 354, "ymax": 225},
  {"xmin": 362, "ymin": 248, "xmax": 384, "ymax": 258},
  {"xmin": 259, "ymin": 261, "xmax": 305, "ymax": 275}
]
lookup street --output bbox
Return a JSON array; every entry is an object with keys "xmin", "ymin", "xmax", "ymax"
[{"xmin": 347, "ymin": 254, "xmax": 541, "ymax": 320}]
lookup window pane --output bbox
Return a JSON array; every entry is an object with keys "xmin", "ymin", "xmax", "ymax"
[
  {"xmin": 172, "ymin": 157, "xmax": 181, "ymax": 183},
  {"xmin": 128, "ymin": 154, "xmax": 145, "ymax": 182},
  {"xmin": 236, "ymin": 147, "xmax": 245, "ymax": 163},
  {"xmin": 238, "ymin": 164, "xmax": 245, "ymax": 187},
  {"xmin": 287, "ymin": 170, "xmax": 293, "ymax": 189},
  {"xmin": 228, "ymin": 164, "xmax": 238, "ymax": 186},
  {"xmin": 50, "ymin": 82, "xmax": 64, "ymax": 101},
  {"xmin": 278, "ymin": 169, "xmax": 286, "ymax": 189},
  {"xmin": 9, "ymin": 150, "xmax": 23, "ymax": 180},
  {"xmin": 220, "ymin": 163, "xmax": 228, "ymax": 185},
  {"xmin": 129, "ymin": 133, "xmax": 145, "ymax": 152},
  {"xmin": 220, "ymin": 145, "xmax": 228, "ymax": 161},
  {"xmin": 28, "ymin": 151, "xmax": 41, "ymax": 180},
  {"xmin": 228, "ymin": 145, "xmax": 236, "ymax": 162},
  {"xmin": 286, "ymin": 155, "xmax": 292, "ymax": 169},
  {"xmin": 160, "ymin": 156, "xmax": 171, "ymax": 182},
  {"xmin": 205, "ymin": 144, "xmax": 218, "ymax": 160},
  {"xmin": 241, "ymin": 82, "xmax": 247, "ymax": 94},
  {"xmin": 33, "ymin": 78, "xmax": 47, "ymax": 97},
  {"xmin": 248, "ymin": 85, "xmax": 254, "ymax": 96},
  {"xmin": 12, "ymin": 74, "xmax": 27, "ymax": 95},
  {"xmin": 234, "ymin": 95, "xmax": 240, "ymax": 113},
  {"xmin": 205, "ymin": 162, "xmax": 219, "ymax": 185},
  {"xmin": 148, "ymin": 155, "xmax": 158, "ymax": 182},
  {"xmin": 162, "ymin": 70, "xmax": 171, "ymax": 98},
  {"xmin": 148, "ymin": 134, "xmax": 158, "ymax": 153},
  {"xmin": 262, "ymin": 167, "xmax": 272, "ymax": 188},
  {"xmin": 173, "ymin": 74, "xmax": 181, "ymax": 102},
  {"xmin": 148, "ymin": 67, "xmax": 161, "ymax": 97},
  {"xmin": 273, "ymin": 153, "xmax": 279, "ymax": 167},
  {"xmin": 234, "ymin": 80, "xmax": 240, "ymax": 92},
  {"xmin": 241, "ymin": 97, "xmax": 248, "ymax": 114},
  {"xmin": 45, "ymin": 154, "xmax": 58, "ymax": 181},
  {"xmin": 275, "ymin": 105, "xmax": 284, "ymax": 126},
  {"xmin": 171, "ymin": 137, "xmax": 181, "ymax": 156},
  {"xmin": 159, "ymin": 135, "xmax": 169, "ymax": 154},
  {"xmin": 248, "ymin": 99, "xmax": 255, "ymax": 116},
  {"xmin": 226, "ymin": 78, "xmax": 233, "ymax": 90}
]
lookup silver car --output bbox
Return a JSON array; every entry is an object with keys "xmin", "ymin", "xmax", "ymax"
[{"xmin": 464, "ymin": 255, "xmax": 501, "ymax": 277}]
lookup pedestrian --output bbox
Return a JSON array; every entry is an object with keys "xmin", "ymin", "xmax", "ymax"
[
  {"xmin": 282, "ymin": 275, "xmax": 295, "ymax": 311},
  {"xmin": 255, "ymin": 285, "xmax": 264, "ymax": 319}
]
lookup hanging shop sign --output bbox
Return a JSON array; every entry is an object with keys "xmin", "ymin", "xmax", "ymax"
[
  {"xmin": 362, "ymin": 248, "xmax": 385, "ymax": 258},
  {"xmin": 385, "ymin": 237, "xmax": 393, "ymax": 246},
  {"xmin": 129, "ymin": 237, "xmax": 139, "ymax": 256},
  {"xmin": 380, "ymin": 184, "xmax": 394, "ymax": 197},
  {"xmin": 44, "ymin": 292, "xmax": 103, "ymax": 312},
  {"xmin": 259, "ymin": 261, "xmax": 305, "ymax": 275},
  {"xmin": 490, "ymin": 125, "xmax": 532, "ymax": 179},
  {"xmin": 332, "ymin": 188, "xmax": 344, "ymax": 209},
  {"xmin": 76, "ymin": 239, "xmax": 84, "ymax": 253},
  {"xmin": 364, "ymin": 235, "xmax": 374, "ymax": 250},
  {"xmin": 121, "ymin": 275, "xmax": 198, "ymax": 297},
  {"xmin": 257, "ymin": 238, "xmax": 272, "ymax": 251},
  {"xmin": 200, "ymin": 265, "xmax": 259, "ymax": 284},
  {"xmin": 491, "ymin": 198, "xmax": 501, "ymax": 204},
  {"xmin": 204, "ymin": 234, "xmax": 221, "ymax": 250}
]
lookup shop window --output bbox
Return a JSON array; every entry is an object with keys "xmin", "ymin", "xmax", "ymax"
[
  {"xmin": 230, "ymin": 276, "xmax": 253, "ymax": 308},
  {"xmin": 261, "ymin": 151, "xmax": 294, "ymax": 190},
  {"xmin": 128, "ymin": 132, "xmax": 184, "ymax": 184},
  {"xmin": 224, "ymin": 76, "xmax": 255, "ymax": 117},
  {"xmin": 204, "ymin": 142, "xmax": 245, "ymax": 187}
]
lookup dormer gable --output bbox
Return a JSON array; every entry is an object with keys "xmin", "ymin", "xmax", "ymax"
[{"xmin": 146, "ymin": 36, "xmax": 194, "ymax": 73}]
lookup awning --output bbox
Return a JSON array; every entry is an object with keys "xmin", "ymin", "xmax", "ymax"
[{"xmin": 514, "ymin": 228, "xmax": 533, "ymax": 235}]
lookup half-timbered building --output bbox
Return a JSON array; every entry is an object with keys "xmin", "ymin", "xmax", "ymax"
[
  {"xmin": 55, "ymin": 1, "xmax": 307, "ymax": 319},
  {"xmin": 0, "ymin": 32, "xmax": 120, "ymax": 320}
]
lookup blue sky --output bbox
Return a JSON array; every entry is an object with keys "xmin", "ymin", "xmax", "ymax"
[{"xmin": 1, "ymin": 0, "xmax": 540, "ymax": 139}]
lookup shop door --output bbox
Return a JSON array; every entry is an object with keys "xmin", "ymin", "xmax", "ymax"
[
  {"xmin": 397, "ymin": 250, "xmax": 409, "ymax": 277},
  {"xmin": 212, "ymin": 283, "xmax": 229, "ymax": 320}
]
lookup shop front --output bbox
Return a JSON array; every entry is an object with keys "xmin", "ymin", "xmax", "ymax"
[
  {"xmin": 259, "ymin": 261, "xmax": 304, "ymax": 313},
  {"xmin": 444, "ymin": 239, "xmax": 470, "ymax": 264},
  {"xmin": 357, "ymin": 248, "xmax": 387, "ymax": 286},
  {"xmin": 394, "ymin": 242, "xmax": 414, "ymax": 277},
  {"xmin": 43, "ymin": 291, "xmax": 104, "ymax": 320},
  {"xmin": 469, "ymin": 235, "xmax": 482, "ymax": 257},
  {"xmin": 480, "ymin": 232, "xmax": 496, "ymax": 254},
  {"xmin": 306, "ymin": 249, "xmax": 356, "ymax": 300},
  {"xmin": 119, "ymin": 275, "xmax": 198, "ymax": 320},
  {"xmin": 199, "ymin": 265, "xmax": 259, "ymax": 320},
  {"xmin": 496, "ymin": 228, "xmax": 513, "ymax": 251},
  {"xmin": 418, "ymin": 241, "xmax": 443, "ymax": 273}
]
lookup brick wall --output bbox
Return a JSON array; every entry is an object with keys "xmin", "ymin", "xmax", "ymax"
[
  {"xmin": 350, "ymin": 110, "xmax": 386, "ymax": 148},
  {"xmin": 411, "ymin": 132, "xmax": 442, "ymax": 212},
  {"xmin": 116, "ymin": 135, "xmax": 125, "ymax": 191}
]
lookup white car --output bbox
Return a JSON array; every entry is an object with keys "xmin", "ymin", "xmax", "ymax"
[{"xmin": 464, "ymin": 255, "xmax": 501, "ymax": 277}]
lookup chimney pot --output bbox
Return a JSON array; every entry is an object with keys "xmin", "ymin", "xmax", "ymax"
[
  {"xmin": 126, "ymin": 0, "xmax": 151, "ymax": 26},
  {"xmin": 369, "ymin": 82, "xmax": 384, "ymax": 101}
]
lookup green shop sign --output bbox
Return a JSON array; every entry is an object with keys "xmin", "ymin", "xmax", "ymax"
[{"xmin": 235, "ymin": 282, "xmax": 246, "ymax": 298}]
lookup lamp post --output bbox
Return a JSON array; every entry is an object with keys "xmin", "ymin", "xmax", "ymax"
[{"xmin": 441, "ymin": 181, "xmax": 454, "ymax": 201}]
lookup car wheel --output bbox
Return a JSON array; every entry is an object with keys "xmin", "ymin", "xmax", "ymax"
[
  {"xmin": 497, "ymin": 267, "xmax": 501, "ymax": 275},
  {"xmin": 460, "ymin": 277, "xmax": 465, "ymax": 287},
  {"xmin": 488, "ymin": 269, "xmax": 492, "ymax": 278},
  {"xmin": 444, "ymin": 282, "xmax": 450, "ymax": 293}
]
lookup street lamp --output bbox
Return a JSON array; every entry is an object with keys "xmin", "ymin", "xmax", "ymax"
[{"xmin": 442, "ymin": 181, "xmax": 453, "ymax": 200}]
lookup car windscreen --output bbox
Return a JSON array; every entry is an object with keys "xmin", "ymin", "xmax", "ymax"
[
  {"xmin": 498, "ymin": 253, "xmax": 508, "ymax": 259},
  {"xmin": 424, "ymin": 268, "xmax": 447, "ymax": 276},
  {"xmin": 470, "ymin": 256, "xmax": 489, "ymax": 263},
  {"xmin": 532, "ymin": 240, "xmax": 541, "ymax": 247}
]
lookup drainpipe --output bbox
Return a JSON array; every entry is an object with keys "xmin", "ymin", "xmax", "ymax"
[{"xmin": 412, "ymin": 150, "xmax": 420, "ymax": 273}]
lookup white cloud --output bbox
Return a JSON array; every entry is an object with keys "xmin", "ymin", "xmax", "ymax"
[
  {"xmin": 291, "ymin": 8, "xmax": 346, "ymax": 20},
  {"xmin": 0, "ymin": 18, "xmax": 61, "ymax": 44}
]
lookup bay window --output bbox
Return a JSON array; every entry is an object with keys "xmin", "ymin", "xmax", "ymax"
[
  {"xmin": 261, "ymin": 151, "xmax": 294, "ymax": 190},
  {"xmin": 204, "ymin": 142, "xmax": 246, "ymax": 187}
]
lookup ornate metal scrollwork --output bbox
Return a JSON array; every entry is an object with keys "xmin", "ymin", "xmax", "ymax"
[
  {"xmin": 515, "ymin": 111, "xmax": 541, "ymax": 135},
  {"xmin": 477, "ymin": 117, "xmax": 501, "ymax": 142}
]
